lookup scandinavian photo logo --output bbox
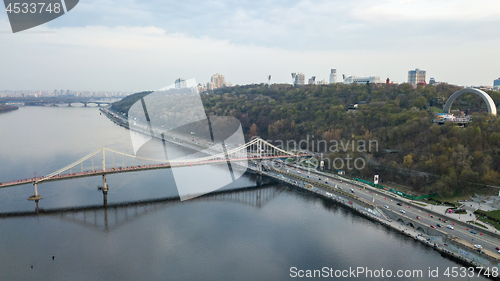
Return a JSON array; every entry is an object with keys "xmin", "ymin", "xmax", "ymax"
[{"xmin": 127, "ymin": 79, "xmax": 247, "ymax": 201}]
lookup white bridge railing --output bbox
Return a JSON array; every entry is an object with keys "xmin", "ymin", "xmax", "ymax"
[{"xmin": 36, "ymin": 137, "xmax": 300, "ymax": 184}]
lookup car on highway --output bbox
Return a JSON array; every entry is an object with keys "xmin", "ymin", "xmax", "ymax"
[
  {"xmin": 470, "ymin": 230, "xmax": 476, "ymax": 234},
  {"xmin": 416, "ymin": 216, "xmax": 421, "ymax": 219},
  {"xmin": 397, "ymin": 203, "xmax": 402, "ymax": 206},
  {"xmin": 400, "ymin": 210, "xmax": 406, "ymax": 214},
  {"xmin": 350, "ymin": 189, "xmax": 354, "ymax": 193},
  {"xmin": 325, "ymin": 181, "xmax": 328, "ymax": 184},
  {"xmin": 384, "ymin": 205, "xmax": 389, "ymax": 209},
  {"xmin": 495, "ymin": 247, "xmax": 500, "ymax": 251},
  {"xmin": 430, "ymin": 225, "xmax": 436, "ymax": 229},
  {"xmin": 474, "ymin": 244, "xmax": 482, "ymax": 249},
  {"xmin": 447, "ymin": 225, "xmax": 454, "ymax": 230},
  {"xmin": 436, "ymin": 224, "xmax": 442, "ymax": 228}
]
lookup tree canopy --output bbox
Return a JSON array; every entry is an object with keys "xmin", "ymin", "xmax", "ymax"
[{"xmin": 111, "ymin": 83, "xmax": 500, "ymax": 197}]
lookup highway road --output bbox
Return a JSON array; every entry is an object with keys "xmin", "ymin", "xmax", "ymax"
[{"xmin": 266, "ymin": 160, "xmax": 500, "ymax": 258}]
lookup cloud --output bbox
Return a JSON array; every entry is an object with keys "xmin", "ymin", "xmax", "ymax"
[
  {"xmin": 352, "ymin": 0, "xmax": 500, "ymax": 22},
  {"xmin": 1, "ymin": 0, "xmax": 500, "ymax": 90},
  {"xmin": 6, "ymin": 0, "xmax": 500, "ymax": 52}
]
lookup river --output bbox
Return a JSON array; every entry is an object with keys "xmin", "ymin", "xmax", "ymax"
[{"xmin": 0, "ymin": 106, "xmax": 489, "ymax": 280}]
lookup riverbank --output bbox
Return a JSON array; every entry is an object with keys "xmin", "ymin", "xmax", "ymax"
[{"xmin": 0, "ymin": 104, "xmax": 18, "ymax": 113}]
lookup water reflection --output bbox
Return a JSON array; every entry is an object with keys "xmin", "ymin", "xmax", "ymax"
[{"xmin": 0, "ymin": 186, "xmax": 283, "ymax": 232}]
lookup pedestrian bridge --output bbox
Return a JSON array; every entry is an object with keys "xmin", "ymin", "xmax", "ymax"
[{"xmin": 0, "ymin": 137, "xmax": 309, "ymax": 200}]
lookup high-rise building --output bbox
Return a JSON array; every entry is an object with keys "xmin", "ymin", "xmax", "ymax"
[
  {"xmin": 408, "ymin": 68, "xmax": 426, "ymax": 85},
  {"xmin": 329, "ymin": 69, "xmax": 337, "ymax": 84},
  {"xmin": 429, "ymin": 77, "xmax": 436, "ymax": 85},
  {"xmin": 175, "ymin": 78, "xmax": 187, "ymax": 89},
  {"xmin": 294, "ymin": 73, "xmax": 305, "ymax": 85},
  {"xmin": 494, "ymin": 78, "xmax": 500, "ymax": 91},
  {"xmin": 211, "ymin": 73, "xmax": 225, "ymax": 89},
  {"xmin": 308, "ymin": 76, "xmax": 316, "ymax": 85}
]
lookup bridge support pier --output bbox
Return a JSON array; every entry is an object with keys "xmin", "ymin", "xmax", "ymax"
[
  {"xmin": 102, "ymin": 174, "xmax": 108, "ymax": 194},
  {"xmin": 258, "ymin": 160, "xmax": 262, "ymax": 174},
  {"xmin": 27, "ymin": 183, "xmax": 43, "ymax": 201}
]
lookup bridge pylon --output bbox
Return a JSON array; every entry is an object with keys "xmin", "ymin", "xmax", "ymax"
[
  {"xmin": 27, "ymin": 183, "xmax": 43, "ymax": 201},
  {"xmin": 101, "ymin": 149, "xmax": 108, "ymax": 194}
]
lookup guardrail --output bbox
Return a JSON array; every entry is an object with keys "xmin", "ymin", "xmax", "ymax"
[{"xmin": 353, "ymin": 177, "xmax": 438, "ymax": 200}]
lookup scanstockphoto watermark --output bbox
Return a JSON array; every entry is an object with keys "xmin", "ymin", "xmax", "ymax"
[
  {"xmin": 257, "ymin": 134, "xmax": 379, "ymax": 171},
  {"xmin": 4, "ymin": 0, "xmax": 79, "ymax": 33},
  {"xmin": 290, "ymin": 266, "xmax": 424, "ymax": 278}
]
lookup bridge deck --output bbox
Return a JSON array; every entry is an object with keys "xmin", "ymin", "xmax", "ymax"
[{"xmin": 0, "ymin": 155, "xmax": 308, "ymax": 189}]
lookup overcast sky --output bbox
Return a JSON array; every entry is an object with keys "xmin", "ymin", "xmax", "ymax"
[{"xmin": 1, "ymin": 0, "xmax": 500, "ymax": 92}]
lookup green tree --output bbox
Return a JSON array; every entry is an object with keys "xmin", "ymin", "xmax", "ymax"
[{"xmin": 403, "ymin": 154, "xmax": 414, "ymax": 168}]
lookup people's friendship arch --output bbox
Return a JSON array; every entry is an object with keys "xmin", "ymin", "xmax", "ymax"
[{"xmin": 443, "ymin": 88, "xmax": 497, "ymax": 116}]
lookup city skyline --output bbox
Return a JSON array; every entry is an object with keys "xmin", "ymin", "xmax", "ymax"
[{"xmin": 3, "ymin": 70, "xmax": 500, "ymax": 95}]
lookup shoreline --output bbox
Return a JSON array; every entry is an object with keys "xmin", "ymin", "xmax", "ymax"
[
  {"xmin": 268, "ymin": 168, "xmax": 500, "ymax": 280},
  {"xmin": 0, "ymin": 105, "xmax": 19, "ymax": 113}
]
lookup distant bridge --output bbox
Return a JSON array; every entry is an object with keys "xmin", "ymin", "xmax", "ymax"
[
  {"xmin": 0, "ymin": 97, "xmax": 118, "ymax": 107},
  {"xmin": 30, "ymin": 99, "xmax": 112, "ymax": 107}
]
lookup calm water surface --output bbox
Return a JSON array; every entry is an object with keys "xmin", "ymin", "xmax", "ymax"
[{"xmin": 0, "ymin": 106, "xmax": 489, "ymax": 280}]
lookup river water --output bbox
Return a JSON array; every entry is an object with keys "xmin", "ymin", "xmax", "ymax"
[{"xmin": 0, "ymin": 106, "xmax": 489, "ymax": 280}]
